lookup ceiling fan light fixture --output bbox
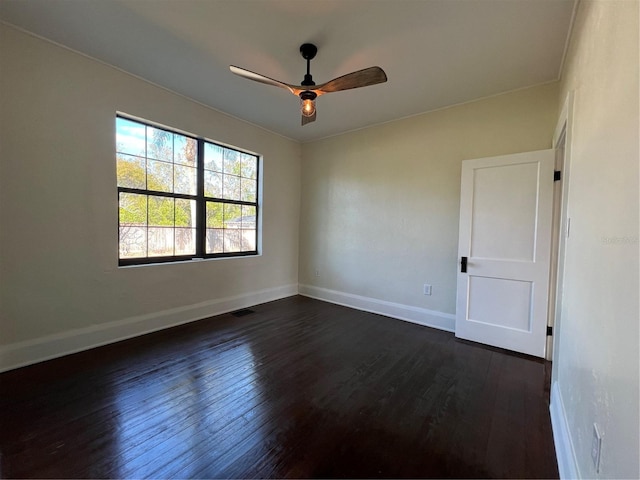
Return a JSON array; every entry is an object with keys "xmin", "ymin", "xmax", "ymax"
[{"xmin": 300, "ymin": 91, "xmax": 317, "ymax": 117}]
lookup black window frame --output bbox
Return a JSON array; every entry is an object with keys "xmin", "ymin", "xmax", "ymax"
[{"xmin": 116, "ymin": 115, "xmax": 260, "ymax": 266}]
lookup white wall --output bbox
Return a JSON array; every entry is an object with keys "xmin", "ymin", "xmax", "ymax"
[
  {"xmin": 299, "ymin": 83, "xmax": 559, "ymax": 328},
  {"xmin": 0, "ymin": 24, "xmax": 301, "ymax": 371},
  {"xmin": 551, "ymin": 1, "xmax": 639, "ymax": 478}
]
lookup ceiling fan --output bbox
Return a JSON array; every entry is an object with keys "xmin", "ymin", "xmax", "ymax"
[{"xmin": 230, "ymin": 43, "xmax": 387, "ymax": 126}]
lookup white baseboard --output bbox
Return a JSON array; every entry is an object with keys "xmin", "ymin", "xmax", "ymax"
[
  {"xmin": 550, "ymin": 381, "xmax": 580, "ymax": 479},
  {"xmin": 298, "ymin": 284, "xmax": 455, "ymax": 332},
  {"xmin": 0, "ymin": 284, "xmax": 298, "ymax": 373}
]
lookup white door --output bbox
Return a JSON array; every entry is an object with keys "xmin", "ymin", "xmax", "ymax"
[{"xmin": 455, "ymin": 149, "xmax": 555, "ymax": 357}]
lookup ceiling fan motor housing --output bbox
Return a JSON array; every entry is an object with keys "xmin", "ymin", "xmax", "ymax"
[{"xmin": 300, "ymin": 43, "xmax": 317, "ymax": 60}]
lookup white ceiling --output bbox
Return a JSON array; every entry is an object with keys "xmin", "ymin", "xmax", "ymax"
[{"xmin": 0, "ymin": 0, "xmax": 576, "ymax": 143}]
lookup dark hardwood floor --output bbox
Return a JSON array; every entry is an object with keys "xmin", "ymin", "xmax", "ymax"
[{"xmin": 0, "ymin": 295, "xmax": 558, "ymax": 479}]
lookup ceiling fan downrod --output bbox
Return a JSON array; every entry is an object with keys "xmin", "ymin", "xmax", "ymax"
[{"xmin": 300, "ymin": 43, "xmax": 317, "ymax": 87}]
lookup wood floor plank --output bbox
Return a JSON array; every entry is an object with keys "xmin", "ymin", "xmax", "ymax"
[{"xmin": 0, "ymin": 295, "xmax": 558, "ymax": 479}]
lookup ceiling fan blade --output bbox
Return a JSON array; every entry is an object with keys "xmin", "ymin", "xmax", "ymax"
[
  {"xmin": 301, "ymin": 111, "xmax": 316, "ymax": 126},
  {"xmin": 315, "ymin": 66, "xmax": 387, "ymax": 94},
  {"xmin": 230, "ymin": 65, "xmax": 296, "ymax": 94}
]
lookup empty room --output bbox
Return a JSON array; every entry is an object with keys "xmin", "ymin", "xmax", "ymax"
[{"xmin": 0, "ymin": 1, "xmax": 638, "ymax": 479}]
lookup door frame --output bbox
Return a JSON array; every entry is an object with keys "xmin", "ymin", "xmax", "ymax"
[
  {"xmin": 548, "ymin": 91, "xmax": 578, "ymax": 480},
  {"xmin": 549, "ymin": 92, "xmax": 574, "ymax": 368}
]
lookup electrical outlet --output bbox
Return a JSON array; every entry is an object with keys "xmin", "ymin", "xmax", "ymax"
[
  {"xmin": 314, "ymin": 270, "xmax": 320, "ymax": 277},
  {"xmin": 423, "ymin": 284, "xmax": 432, "ymax": 295},
  {"xmin": 591, "ymin": 423, "xmax": 602, "ymax": 473}
]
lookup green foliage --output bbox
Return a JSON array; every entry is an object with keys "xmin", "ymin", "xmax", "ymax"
[
  {"xmin": 118, "ymin": 158, "xmax": 191, "ymax": 228},
  {"xmin": 176, "ymin": 199, "xmax": 194, "ymax": 227},
  {"xmin": 206, "ymin": 202, "xmax": 223, "ymax": 228},
  {"xmin": 117, "ymin": 129, "xmax": 197, "ymax": 227},
  {"xmin": 119, "ymin": 192, "xmax": 146, "ymax": 224},
  {"xmin": 117, "ymin": 155, "xmax": 145, "ymax": 189},
  {"xmin": 148, "ymin": 196, "xmax": 174, "ymax": 226}
]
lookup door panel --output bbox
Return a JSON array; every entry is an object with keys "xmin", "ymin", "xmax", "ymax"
[
  {"xmin": 456, "ymin": 149, "xmax": 554, "ymax": 357},
  {"xmin": 470, "ymin": 162, "xmax": 539, "ymax": 261},
  {"xmin": 468, "ymin": 276, "xmax": 533, "ymax": 331}
]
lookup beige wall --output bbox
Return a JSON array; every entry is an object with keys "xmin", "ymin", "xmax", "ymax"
[
  {"xmin": 0, "ymin": 25, "xmax": 301, "ymax": 369},
  {"xmin": 299, "ymin": 83, "xmax": 559, "ymax": 318},
  {"xmin": 553, "ymin": 1, "xmax": 639, "ymax": 478}
]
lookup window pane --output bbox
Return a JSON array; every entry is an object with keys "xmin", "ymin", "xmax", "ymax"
[
  {"xmin": 223, "ymin": 148, "xmax": 241, "ymax": 175},
  {"xmin": 206, "ymin": 229, "xmax": 223, "ymax": 254},
  {"xmin": 204, "ymin": 171, "xmax": 222, "ymax": 198},
  {"xmin": 206, "ymin": 202, "xmax": 223, "ymax": 228},
  {"xmin": 240, "ymin": 178, "xmax": 257, "ymax": 203},
  {"xmin": 204, "ymin": 143, "xmax": 223, "ymax": 172},
  {"xmin": 147, "ymin": 126, "xmax": 173, "ymax": 162},
  {"xmin": 117, "ymin": 154, "xmax": 146, "ymax": 189},
  {"xmin": 223, "ymin": 174, "xmax": 241, "ymax": 201},
  {"xmin": 223, "ymin": 204, "xmax": 242, "ymax": 228},
  {"xmin": 120, "ymin": 226, "xmax": 147, "ymax": 258},
  {"xmin": 147, "ymin": 159, "xmax": 173, "ymax": 192},
  {"xmin": 174, "ymin": 135, "xmax": 197, "ymax": 165},
  {"xmin": 174, "ymin": 164, "xmax": 197, "ymax": 195},
  {"xmin": 175, "ymin": 228, "xmax": 196, "ymax": 255},
  {"xmin": 242, "ymin": 230, "xmax": 257, "ymax": 251},
  {"xmin": 241, "ymin": 154, "xmax": 257, "ymax": 179},
  {"xmin": 224, "ymin": 229, "xmax": 242, "ymax": 253},
  {"xmin": 176, "ymin": 199, "xmax": 196, "ymax": 227},
  {"xmin": 241, "ymin": 205, "xmax": 256, "ymax": 229},
  {"xmin": 148, "ymin": 227, "xmax": 174, "ymax": 257},
  {"xmin": 116, "ymin": 117, "xmax": 146, "ymax": 157},
  {"xmin": 119, "ymin": 192, "xmax": 147, "ymax": 225},
  {"xmin": 148, "ymin": 196, "xmax": 174, "ymax": 227}
]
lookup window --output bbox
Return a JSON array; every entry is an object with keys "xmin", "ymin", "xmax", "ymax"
[{"xmin": 116, "ymin": 116, "xmax": 259, "ymax": 265}]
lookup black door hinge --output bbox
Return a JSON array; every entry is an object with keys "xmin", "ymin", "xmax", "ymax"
[
  {"xmin": 554, "ymin": 170, "xmax": 562, "ymax": 182},
  {"xmin": 547, "ymin": 326, "xmax": 553, "ymax": 336}
]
